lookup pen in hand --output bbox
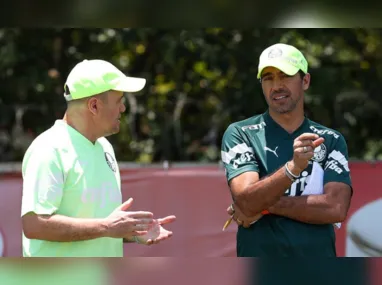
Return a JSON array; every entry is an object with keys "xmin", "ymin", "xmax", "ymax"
[{"xmin": 222, "ymin": 215, "xmax": 233, "ymax": 231}]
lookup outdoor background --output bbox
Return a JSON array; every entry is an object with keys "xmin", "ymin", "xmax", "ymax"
[
  {"xmin": 0, "ymin": 29, "xmax": 381, "ymax": 283},
  {"xmin": 1, "ymin": 28, "xmax": 382, "ymax": 162}
]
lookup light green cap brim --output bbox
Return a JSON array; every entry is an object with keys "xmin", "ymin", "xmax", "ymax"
[
  {"xmin": 112, "ymin": 76, "xmax": 146, "ymax": 93},
  {"xmin": 257, "ymin": 60, "xmax": 300, "ymax": 79}
]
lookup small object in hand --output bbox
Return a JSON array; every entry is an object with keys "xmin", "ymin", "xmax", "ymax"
[
  {"xmin": 222, "ymin": 215, "xmax": 233, "ymax": 231},
  {"xmin": 223, "ymin": 209, "xmax": 270, "ymax": 230}
]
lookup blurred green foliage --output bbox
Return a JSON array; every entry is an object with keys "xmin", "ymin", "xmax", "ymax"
[{"xmin": 0, "ymin": 28, "xmax": 381, "ymax": 162}]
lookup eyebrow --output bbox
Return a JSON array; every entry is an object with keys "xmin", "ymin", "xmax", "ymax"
[
  {"xmin": 261, "ymin": 72, "xmax": 273, "ymax": 78},
  {"xmin": 261, "ymin": 71, "xmax": 287, "ymax": 78}
]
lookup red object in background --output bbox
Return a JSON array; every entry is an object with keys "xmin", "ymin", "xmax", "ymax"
[
  {"xmin": 371, "ymin": 259, "xmax": 382, "ymax": 285},
  {"xmin": 0, "ymin": 162, "xmax": 381, "ymax": 281}
]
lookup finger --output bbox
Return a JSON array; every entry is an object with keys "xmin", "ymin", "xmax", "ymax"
[
  {"xmin": 295, "ymin": 147, "xmax": 315, "ymax": 155},
  {"xmin": 293, "ymin": 140, "xmax": 316, "ymax": 149},
  {"xmin": 151, "ymin": 238, "xmax": 162, "ymax": 245},
  {"xmin": 115, "ymin": 198, "xmax": 133, "ymax": 211},
  {"xmin": 234, "ymin": 215, "xmax": 243, "ymax": 226},
  {"xmin": 128, "ymin": 212, "xmax": 154, "ymax": 219},
  {"xmin": 227, "ymin": 205, "xmax": 234, "ymax": 215},
  {"xmin": 295, "ymin": 146, "xmax": 314, "ymax": 153},
  {"xmin": 152, "ymin": 237, "xmax": 164, "ymax": 243},
  {"xmin": 158, "ymin": 234, "xmax": 172, "ymax": 241},
  {"xmin": 131, "ymin": 218, "xmax": 155, "ymax": 225},
  {"xmin": 296, "ymin": 133, "xmax": 319, "ymax": 141},
  {"xmin": 313, "ymin": 137, "xmax": 325, "ymax": 147},
  {"xmin": 297, "ymin": 152, "xmax": 315, "ymax": 160},
  {"xmin": 295, "ymin": 138, "xmax": 324, "ymax": 150},
  {"xmin": 157, "ymin": 215, "xmax": 176, "ymax": 225},
  {"xmin": 132, "ymin": 231, "xmax": 149, "ymax": 236},
  {"xmin": 154, "ymin": 233, "xmax": 172, "ymax": 243},
  {"xmin": 133, "ymin": 224, "xmax": 152, "ymax": 231},
  {"xmin": 149, "ymin": 238, "xmax": 162, "ymax": 245},
  {"xmin": 146, "ymin": 239, "xmax": 153, "ymax": 245}
]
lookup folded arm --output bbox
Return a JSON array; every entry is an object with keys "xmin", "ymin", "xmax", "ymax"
[
  {"xmin": 268, "ymin": 182, "xmax": 352, "ymax": 224},
  {"xmin": 223, "ymin": 130, "xmax": 323, "ymax": 217},
  {"xmin": 229, "ymin": 165, "xmax": 296, "ymax": 217}
]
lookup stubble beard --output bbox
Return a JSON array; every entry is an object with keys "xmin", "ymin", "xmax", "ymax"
[
  {"xmin": 270, "ymin": 92, "xmax": 302, "ymax": 114},
  {"xmin": 103, "ymin": 124, "xmax": 120, "ymax": 137}
]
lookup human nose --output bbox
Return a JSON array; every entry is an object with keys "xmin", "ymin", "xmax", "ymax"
[{"xmin": 269, "ymin": 77, "xmax": 285, "ymax": 92}]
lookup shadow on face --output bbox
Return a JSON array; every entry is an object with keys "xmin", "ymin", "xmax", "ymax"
[
  {"xmin": 260, "ymin": 67, "xmax": 310, "ymax": 114},
  {"xmin": 95, "ymin": 90, "xmax": 126, "ymax": 137}
]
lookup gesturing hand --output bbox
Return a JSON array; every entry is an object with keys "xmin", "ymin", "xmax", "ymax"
[
  {"xmin": 105, "ymin": 198, "xmax": 154, "ymax": 239},
  {"xmin": 289, "ymin": 133, "xmax": 325, "ymax": 175},
  {"xmin": 134, "ymin": 215, "xmax": 176, "ymax": 245}
]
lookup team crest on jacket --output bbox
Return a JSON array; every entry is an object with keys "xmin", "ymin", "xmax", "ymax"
[
  {"xmin": 105, "ymin": 152, "xmax": 116, "ymax": 172},
  {"xmin": 312, "ymin": 144, "xmax": 327, "ymax": 162}
]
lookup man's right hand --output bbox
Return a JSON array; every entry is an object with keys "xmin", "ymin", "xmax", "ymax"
[
  {"xmin": 227, "ymin": 203, "xmax": 263, "ymax": 228},
  {"xmin": 104, "ymin": 198, "xmax": 154, "ymax": 239},
  {"xmin": 289, "ymin": 133, "xmax": 325, "ymax": 176}
]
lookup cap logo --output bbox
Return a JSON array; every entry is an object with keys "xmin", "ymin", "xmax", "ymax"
[
  {"xmin": 268, "ymin": 48, "xmax": 283, "ymax": 58},
  {"xmin": 285, "ymin": 57, "xmax": 298, "ymax": 65}
]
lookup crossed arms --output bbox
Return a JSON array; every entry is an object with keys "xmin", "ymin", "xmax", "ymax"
[
  {"xmin": 229, "ymin": 168, "xmax": 352, "ymax": 226},
  {"xmin": 225, "ymin": 132, "xmax": 352, "ymax": 226}
]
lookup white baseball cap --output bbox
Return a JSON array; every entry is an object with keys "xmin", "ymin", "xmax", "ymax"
[{"xmin": 64, "ymin": 59, "xmax": 146, "ymax": 101}]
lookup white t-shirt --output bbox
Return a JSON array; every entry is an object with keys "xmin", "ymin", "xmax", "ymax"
[{"xmin": 21, "ymin": 120, "xmax": 123, "ymax": 257}]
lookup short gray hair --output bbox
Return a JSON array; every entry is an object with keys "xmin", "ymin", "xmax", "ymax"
[{"xmin": 66, "ymin": 91, "xmax": 109, "ymax": 107}]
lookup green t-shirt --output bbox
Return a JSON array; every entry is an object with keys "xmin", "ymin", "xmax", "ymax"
[
  {"xmin": 221, "ymin": 110, "xmax": 352, "ymax": 257},
  {"xmin": 21, "ymin": 120, "xmax": 123, "ymax": 257}
]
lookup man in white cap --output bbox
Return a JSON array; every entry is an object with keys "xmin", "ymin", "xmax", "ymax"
[
  {"xmin": 221, "ymin": 43, "xmax": 352, "ymax": 256},
  {"xmin": 21, "ymin": 59, "xmax": 176, "ymax": 257}
]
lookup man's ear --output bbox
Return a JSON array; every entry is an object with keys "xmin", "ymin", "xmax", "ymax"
[
  {"xmin": 87, "ymin": 97, "xmax": 99, "ymax": 115},
  {"xmin": 302, "ymin": 73, "xmax": 311, "ymax": 91}
]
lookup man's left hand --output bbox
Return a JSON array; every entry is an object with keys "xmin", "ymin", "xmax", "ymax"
[{"xmin": 134, "ymin": 215, "xmax": 176, "ymax": 245}]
